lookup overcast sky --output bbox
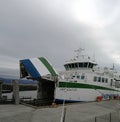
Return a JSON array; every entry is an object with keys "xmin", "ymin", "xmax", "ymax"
[{"xmin": 0, "ymin": 0, "xmax": 120, "ymax": 78}]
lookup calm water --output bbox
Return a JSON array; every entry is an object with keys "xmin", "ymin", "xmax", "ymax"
[{"xmin": 2, "ymin": 90, "xmax": 37, "ymax": 99}]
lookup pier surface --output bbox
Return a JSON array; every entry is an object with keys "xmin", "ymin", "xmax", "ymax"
[{"xmin": 0, "ymin": 100, "xmax": 120, "ymax": 122}]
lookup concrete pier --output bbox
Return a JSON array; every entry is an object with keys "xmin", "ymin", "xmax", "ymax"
[
  {"xmin": 0, "ymin": 100, "xmax": 120, "ymax": 122},
  {"xmin": 12, "ymin": 80, "xmax": 19, "ymax": 105}
]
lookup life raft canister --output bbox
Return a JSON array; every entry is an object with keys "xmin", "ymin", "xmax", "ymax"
[
  {"xmin": 96, "ymin": 96, "xmax": 102, "ymax": 102},
  {"xmin": 114, "ymin": 96, "xmax": 119, "ymax": 100}
]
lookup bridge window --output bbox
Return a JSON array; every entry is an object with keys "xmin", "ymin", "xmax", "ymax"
[
  {"xmin": 79, "ymin": 63, "xmax": 83, "ymax": 68},
  {"xmin": 98, "ymin": 77, "xmax": 101, "ymax": 82},
  {"xmin": 93, "ymin": 76, "xmax": 97, "ymax": 82},
  {"xmin": 84, "ymin": 63, "xmax": 88, "ymax": 67},
  {"xmin": 71, "ymin": 64, "xmax": 73, "ymax": 68},
  {"xmin": 68, "ymin": 64, "xmax": 72, "ymax": 68},
  {"xmin": 65, "ymin": 62, "xmax": 96, "ymax": 69},
  {"xmin": 88, "ymin": 63, "xmax": 94, "ymax": 68},
  {"xmin": 102, "ymin": 77, "xmax": 104, "ymax": 83},
  {"xmin": 75, "ymin": 63, "xmax": 78, "ymax": 68},
  {"xmin": 64, "ymin": 64, "xmax": 68, "ymax": 70}
]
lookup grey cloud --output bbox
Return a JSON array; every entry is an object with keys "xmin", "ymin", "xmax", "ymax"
[{"xmin": 0, "ymin": 0, "xmax": 120, "ymax": 77}]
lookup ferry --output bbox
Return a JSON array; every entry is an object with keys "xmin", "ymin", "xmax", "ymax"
[
  {"xmin": 20, "ymin": 49, "xmax": 120, "ymax": 103},
  {"xmin": 55, "ymin": 48, "xmax": 120, "ymax": 102}
]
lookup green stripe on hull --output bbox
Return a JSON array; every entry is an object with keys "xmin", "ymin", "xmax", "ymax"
[
  {"xmin": 59, "ymin": 81, "xmax": 119, "ymax": 91},
  {"xmin": 38, "ymin": 57, "xmax": 56, "ymax": 76}
]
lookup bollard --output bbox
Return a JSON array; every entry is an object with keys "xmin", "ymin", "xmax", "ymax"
[{"xmin": 51, "ymin": 102, "xmax": 57, "ymax": 108}]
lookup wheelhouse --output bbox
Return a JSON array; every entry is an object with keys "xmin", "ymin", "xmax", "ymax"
[{"xmin": 64, "ymin": 62, "xmax": 97, "ymax": 70}]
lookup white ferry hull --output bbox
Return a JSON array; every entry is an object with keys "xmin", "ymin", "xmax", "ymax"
[
  {"xmin": 55, "ymin": 83, "xmax": 120, "ymax": 103},
  {"xmin": 55, "ymin": 88, "xmax": 101, "ymax": 102}
]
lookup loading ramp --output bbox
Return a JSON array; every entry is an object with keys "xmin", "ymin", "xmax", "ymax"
[{"xmin": 19, "ymin": 57, "xmax": 58, "ymax": 105}]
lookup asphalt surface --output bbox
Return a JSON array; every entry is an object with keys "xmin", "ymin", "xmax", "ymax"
[{"xmin": 0, "ymin": 100, "xmax": 120, "ymax": 122}]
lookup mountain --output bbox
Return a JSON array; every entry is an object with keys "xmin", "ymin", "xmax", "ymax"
[{"xmin": 0, "ymin": 77, "xmax": 37, "ymax": 85}]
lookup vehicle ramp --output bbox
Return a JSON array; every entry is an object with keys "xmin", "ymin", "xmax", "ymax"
[{"xmin": 20, "ymin": 57, "xmax": 58, "ymax": 105}]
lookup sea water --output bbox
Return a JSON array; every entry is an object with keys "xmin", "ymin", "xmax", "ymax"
[{"xmin": 2, "ymin": 90, "xmax": 37, "ymax": 99}]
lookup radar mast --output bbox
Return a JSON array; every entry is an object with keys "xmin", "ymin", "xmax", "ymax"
[{"xmin": 75, "ymin": 48, "xmax": 84, "ymax": 59}]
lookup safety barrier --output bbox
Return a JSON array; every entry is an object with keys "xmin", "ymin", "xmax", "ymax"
[{"xmin": 80, "ymin": 111, "xmax": 120, "ymax": 122}]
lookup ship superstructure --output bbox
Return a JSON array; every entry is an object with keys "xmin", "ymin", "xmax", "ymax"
[{"xmin": 55, "ymin": 48, "xmax": 120, "ymax": 102}]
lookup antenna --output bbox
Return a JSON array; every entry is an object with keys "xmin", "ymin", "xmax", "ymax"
[
  {"xmin": 113, "ymin": 63, "xmax": 115, "ymax": 70},
  {"xmin": 74, "ymin": 48, "xmax": 84, "ymax": 58},
  {"xmin": 93, "ymin": 53, "xmax": 96, "ymax": 61}
]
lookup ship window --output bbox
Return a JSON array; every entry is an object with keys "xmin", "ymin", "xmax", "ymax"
[
  {"xmin": 90, "ymin": 63, "xmax": 93, "ymax": 68},
  {"xmin": 84, "ymin": 63, "xmax": 88, "ymax": 68},
  {"xmin": 110, "ymin": 80, "xmax": 113, "ymax": 86},
  {"xmin": 102, "ymin": 78, "xmax": 104, "ymax": 83},
  {"xmin": 88, "ymin": 63, "xmax": 91, "ymax": 68},
  {"xmin": 98, "ymin": 77, "xmax": 101, "ymax": 82},
  {"xmin": 64, "ymin": 65, "xmax": 67, "ymax": 70},
  {"xmin": 64, "ymin": 64, "xmax": 69, "ymax": 70},
  {"xmin": 71, "ymin": 63, "xmax": 74, "ymax": 68},
  {"xmin": 93, "ymin": 76, "xmax": 97, "ymax": 82},
  {"xmin": 72, "ymin": 75, "xmax": 75, "ymax": 79},
  {"xmin": 79, "ymin": 63, "xmax": 83, "ymax": 68},
  {"xmin": 68, "ymin": 64, "xmax": 72, "ymax": 68},
  {"xmin": 90, "ymin": 63, "xmax": 94, "ymax": 68},
  {"xmin": 75, "ymin": 63, "xmax": 78, "ymax": 68},
  {"xmin": 81, "ymin": 75, "xmax": 85, "ymax": 80},
  {"xmin": 105, "ymin": 78, "xmax": 108, "ymax": 83},
  {"xmin": 92, "ymin": 64, "xmax": 94, "ymax": 68},
  {"xmin": 77, "ymin": 75, "xmax": 80, "ymax": 79},
  {"xmin": 78, "ymin": 62, "xmax": 96, "ymax": 68},
  {"xmin": 67, "ymin": 64, "xmax": 69, "ymax": 69},
  {"xmin": 110, "ymin": 79, "xmax": 113, "ymax": 85}
]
